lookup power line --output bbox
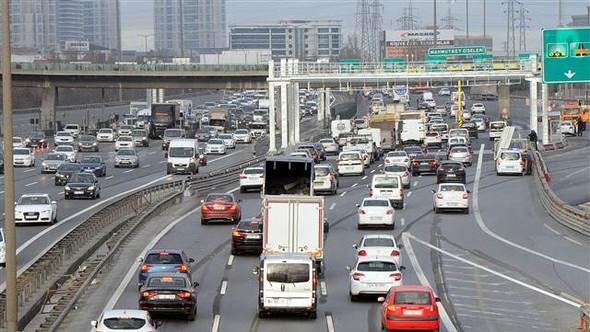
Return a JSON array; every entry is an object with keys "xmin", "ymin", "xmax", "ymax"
[
  {"xmin": 517, "ymin": 3, "xmax": 531, "ymax": 52},
  {"xmin": 396, "ymin": 0, "xmax": 418, "ymax": 30},
  {"xmin": 502, "ymin": 0, "xmax": 519, "ymax": 56},
  {"xmin": 440, "ymin": 0, "xmax": 460, "ymax": 30},
  {"xmin": 355, "ymin": 0, "xmax": 382, "ymax": 61}
]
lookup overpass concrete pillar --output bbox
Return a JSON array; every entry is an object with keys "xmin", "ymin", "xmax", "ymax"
[
  {"xmin": 293, "ymin": 82, "xmax": 300, "ymax": 144},
  {"xmin": 498, "ymin": 85, "xmax": 511, "ymax": 122},
  {"xmin": 268, "ymin": 82, "xmax": 277, "ymax": 153},
  {"xmin": 288, "ymin": 84, "xmax": 296, "ymax": 145},
  {"xmin": 325, "ymin": 88, "xmax": 332, "ymax": 128},
  {"xmin": 541, "ymin": 83, "xmax": 550, "ymax": 144},
  {"xmin": 318, "ymin": 89, "xmax": 325, "ymax": 125},
  {"xmin": 280, "ymin": 82, "xmax": 289, "ymax": 149},
  {"xmin": 529, "ymin": 78, "xmax": 539, "ymax": 133},
  {"xmin": 40, "ymin": 84, "xmax": 57, "ymax": 133}
]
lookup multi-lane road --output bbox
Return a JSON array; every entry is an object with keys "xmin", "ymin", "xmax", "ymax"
[{"xmin": 47, "ymin": 92, "xmax": 590, "ymax": 332}]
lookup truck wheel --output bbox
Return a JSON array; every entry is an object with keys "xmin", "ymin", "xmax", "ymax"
[
  {"xmin": 308, "ymin": 310, "xmax": 317, "ymax": 319},
  {"xmin": 350, "ymin": 293, "xmax": 359, "ymax": 302},
  {"xmin": 258, "ymin": 310, "xmax": 268, "ymax": 319},
  {"xmin": 201, "ymin": 219, "xmax": 208, "ymax": 225}
]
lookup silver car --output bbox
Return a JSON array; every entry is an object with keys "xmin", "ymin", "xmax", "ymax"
[
  {"xmin": 448, "ymin": 146, "xmax": 472, "ymax": 166},
  {"xmin": 114, "ymin": 148, "xmax": 139, "ymax": 168},
  {"xmin": 41, "ymin": 153, "xmax": 68, "ymax": 173},
  {"xmin": 319, "ymin": 138, "xmax": 340, "ymax": 155}
]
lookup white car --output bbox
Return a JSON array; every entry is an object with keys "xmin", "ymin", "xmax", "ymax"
[
  {"xmin": 117, "ymin": 125, "xmax": 133, "ymax": 136},
  {"xmin": 450, "ymin": 105, "xmax": 459, "ymax": 117},
  {"xmin": 233, "ymin": 129, "xmax": 251, "ymax": 143},
  {"xmin": 496, "ymin": 150, "xmax": 525, "ymax": 176},
  {"xmin": 348, "ymin": 256, "xmax": 404, "ymax": 301},
  {"xmin": 435, "ymin": 106, "xmax": 447, "ymax": 116},
  {"xmin": 91, "ymin": 309, "xmax": 159, "ymax": 332},
  {"xmin": 13, "ymin": 148, "xmax": 35, "ymax": 167},
  {"xmin": 448, "ymin": 146, "xmax": 473, "ymax": 166},
  {"xmin": 462, "ymin": 110, "xmax": 472, "ymax": 121},
  {"xmin": 424, "ymin": 131, "xmax": 442, "ymax": 147},
  {"xmin": 14, "ymin": 194, "xmax": 57, "ymax": 224},
  {"xmin": 432, "ymin": 183, "xmax": 470, "ymax": 214},
  {"xmin": 12, "ymin": 136, "xmax": 25, "ymax": 148},
  {"xmin": 560, "ymin": 120, "xmax": 576, "ymax": 136},
  {"xmin": 218, "ymin": 134, "xmax": 236, "ymax": 149},
  {"xmin": 471, "ymin": 103, "xmax": 486, "ymax": 114},
  {"xmin": 343, "ymin": 147, "xmax": 370, "ymax": 167},
  {"xmin": 41, "ymin": 153, "xmax": 68, "ymax": 173},
  {"xmin": 356, "ymin": 197, "xmax": 395, "ymax": 229},
  {"xmin": 115, "ymin": 136, "xmax": 135, "ymax": 151},
  {"xmin": 438, "ymin": 88, "xmax": 451, "ymax": 96},
  {"xmin": 384, "ymin": 151, "xmax": 410, "ymax": 168},
  {"xmin": 205, "ymin": 138, "xmax": 226, "ymax": 154},
  {"xmin": 54, "ymin": 131, "xmax": 75, "ymax": 145},
  {"xmin": 54, "ymin": 145, "xmax": 77, "ymax": 162},
  {"xmin": 337, "ymin": 151, "xmax": 364, "ymax": 176},
  {"xmin": 319, "ymin": 138, "xmax": 340, "ymax": 155},
  {"xmin": 0, "ymin": 229, "xmax": 5, "ymax": 266},
  {"xmin": 353, "ymin": 234, "xmax": 402, "ymax": 265},
  {"xmin": 383, "ymin": 164, "xmax": 411, "ymax": 189},
  {"xmin": 239, "ymin": 166, "xmax": 264, "ymax": 192},
  {"xmin": 370, "ymin": 174, "xmax": 404, "ymax": 209},
  {"xmin": 63, "ymin": 123, "xmax": 81, "ymax": 138},
  {"xmin": 472, "ymin": 117, "xmax": 487, "ymax": 131},
  {"xmin": 97, "ymin": 128, "xmax": 115, "ymax": 142},
  {"xmin": 313, "ymin": 164, "xmax": 338, "ymax": 195}
]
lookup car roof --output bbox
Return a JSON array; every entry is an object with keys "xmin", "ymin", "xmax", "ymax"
[
  {"xmin": 389, "ymin": 285, "xmax": 433, "ymax": 293},
  {"xmin": 361, "ymin": 234, "xmax": 395, "ymax": 240},
  {"xmin": 145, "ymin": 272, "xmax": 190, "ymax": 279},
  {"xmin": 356, "ymin": 255, "xmax": 399, "ymax": 263},
  {"xmin": 101, "ymin": 309, "xmax": 150, "ymax": 319},
  {"xmin": 20, "ymin": 193, "xmax": 50, "ymax": 198},
  {"xmin": 146, "ymin": 248, "xmax": 184, "ymax": 255},
  {"xmin": 362, "ymin": 196, "xmax": 391, "ymax": 202}
]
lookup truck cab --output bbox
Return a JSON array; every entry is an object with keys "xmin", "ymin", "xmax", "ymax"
[{"xmin": 254, "ymin": 253, "xmax": 317, "ymax": 319}]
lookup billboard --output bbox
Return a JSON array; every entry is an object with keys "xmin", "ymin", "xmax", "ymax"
[
  {"xmin": 385, "ymin": 29, "xmax": 454, "ymax": 47},
  {"xmin": 64, "ymin": 40, "xmax": 90, "ymax": 52}
]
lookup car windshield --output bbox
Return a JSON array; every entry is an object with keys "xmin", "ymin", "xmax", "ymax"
[
  {"xmin": 441, "ymin": 162, "xmax": 462, "ymax": 169},
  {"xmin": 219, "ymin": 134, "xmax": 232, "ymax": 139},
  {"xmin": 56, "ymin": 146, "xmax": 73, "ymax": 152},
  {"xmin": 99, "ymin": 129, "xmax": 112, "ymax": 133},
  {"xmin": 103, "ymin": 317, "xmax": 146, "ymax": 329},
  {"xmin": 500, "ymin": 152, "xmax": 520, "ymax": 160},
  {"xmin": 169, "ymin": 147, "xmax": 194, "ymax": 157},
  {"xmin": 31, "ymin": 132, "xmax": 44, "ymax": 138},
  {"xmin": 120, "ymin": 126, "xmax": 132, "ymax": 130},
  {"xmin": 64, "ymin": 125, "xmax": 78, "ymax": 130},
  {"xmin": 46, "ymin": 154, "xmax": 66, "ymax": 161},
  {"xmin": 440, "ymin": 185, "xmax": 465, "ymax": 192},
  {"xmin": 266, "ymin": 263, "xmax": 310, "ymax": 283},
  {"xmin": 235, "ymin": 129, "xmax": 248, "ymax": 134},
  {"xmin": 387, "ymin": 152, "xmax": 406, "ymax": 157},
  {"xmin": 384, "ymin": 165, "xmax": 407, "ymax": 173},
  {"xmin": 145, "ymin": 252, "xmax": 183, "ymax": 264},
  {"xmin": 18, "ymin": 196, "xmax": 50, "ymax": 205},
  {"xmin": 146, "ymin": 276, "xmax": 186, "ymax": 288},
  {"xmin": 491, "ymin": 123, "xmax": 505, "ymax": 129},
  {"xmin": 81, "ymin": 157, "xmax": 101, "ymax": 163},
  {"xmin": 80, "ymin": 136, "xmax": 95, "ymax": 142},
  {"xmin": 13, "ymin": 149, "xmax": 30, "ymax": 155},
  {"xmin": 117, "ymin": 150, "xmax": 135, "ymax": 156},
  {"xmin": 356, "ymin": 261, "xmax": 398, "ymax": 272},
  {"xmin": 243, "ymin": 168, "xmax": 263, "ymax": 175},
  {"xmin": 373, "ymin": 176, "xmax": 399, "ymax": 188},
  {"xmin": 363, "ymin": 238, "xmax": 395, "ymax": 247},
  {"xmin": 339, "ymin": 153, "xmax": 360, "ymax": 160},
  {"xmin": 133, "ymin": 130, "xmax": 146, "ymax": 136},
  {"xmin": 394, "ymin": 291, "xmax": 432, "ymax": 305},
  {"xmin": 320, "ymin": 139, "xmax": 334, "ymax": 143},
  {"xmin": 58, "ymin": 164, "xmax": 82, "ymax": 171},
  {"xmin": 118, "ymin": 136, "xmax": 132, "ymax": 142},
  {"xmin": 451, "ymin": 147, "xmax": 469, "ymax": 153},
  {"xmin": 13, "ymin": 138, "xmax": 22, "ymax": 143},
  {"xmin": 56, "ymin": 132, "xmax": 71, "ymax": 137},
  {"xmin": 363, "ymin": 199, "xmax": 389, "ymax": 207},
  {"xmin": 69, "ymin": 173, "xmax": 94, "ymax": 183},
  {"xmin": 237, "ymin": 219, "xmax": 262, "ymax": 231},
  {"xmin": 165, "ymin": 130, "xmax": 183, "ymax": 137},
  {"xmin": 206, "ymin": 194, "xmax": 233, "ymax": 202},
  {"xmin": 314, "ymin": 167, "xmax": 330, "ymax": 177},
  {"xmin": 209, "ymin": 139, "xmax": 223, "ymax": 145}
]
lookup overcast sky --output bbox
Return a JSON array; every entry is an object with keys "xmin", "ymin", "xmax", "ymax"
[{"xmin": 121, "ymin": 0, "xmax": 590, "ymax": 54}]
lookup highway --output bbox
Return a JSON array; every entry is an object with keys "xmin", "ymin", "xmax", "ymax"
[{"xmin": 49, "ymin": 92, "xmax": 589, "ymax": 332}]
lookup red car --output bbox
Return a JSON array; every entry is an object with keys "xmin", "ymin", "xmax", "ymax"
[
  {"xmin": 379, "ymin": 285, "xmax": 440, "ymax": 332},
  {"xmin": 200, "ymin": 193, "xmax": 241, "ymax": 225}
]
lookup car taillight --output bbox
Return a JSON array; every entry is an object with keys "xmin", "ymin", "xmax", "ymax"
[
  {"xmin": 239, "ymin": 175, "xmax": 247, "ymax": 179},
  {"xmin": 358, "ymin": 250, "xmax": 367, "ymax": 256},
  {"xmin": 390, "ymin": 273, "xmax": 402, "ymax": 281},
  {"xmin": 436, "ymin": 193, "xmax": 444, "ymax": 199},
  {"xmin": 352, "ymin": 272, "xmax": 365, "ymax": 281},
  {"xmin": 403, "ymin": 171, "xmax": 409, "ymax": 176},
  {"xmin": 386, "ymin": 209, "xmax": 393, "ymax": 215},
  {"xmin": 141, "ymin": 291, "xmax": 157, "ymax": 299},
  {"xmin": 177, "ymin": 291, "xmax": 192, "ymax": 298},
  {"xmin": 176, "ymin": 264, "xmax": 189, "ymax": 272},
  {"xmin": 140, "ymin": 264, "xmax": 151, "ymax": 272},
  {"xmin": 230, "ymin": 203, "xmax": 238, "ymax": 210},
  {"xmin": 390, "ymin": 250, "xmax": 400, "ymax": 257},
  {"xmin": 386, "ymin": 304, "xmax": 396, "ymax": 312},
  {"xmin": 359, "ymin": 209, "xmax": 366, "ymax": 214},
  {"xmin": 232, "ymin": 229, "xmax": 244, "ymax": 238},
  {"xmin": 462, "ymin": 193, "xmax": 469, "ymax": 199}
]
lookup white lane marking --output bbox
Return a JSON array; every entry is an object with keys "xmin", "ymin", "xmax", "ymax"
[
  {"xmin": 142, "ymin": 164, "xmax": 151, "ymax": 168},
  {"xmin": 212, "ymin": 314, "xmax": 221, "ymax": 332},
  {"xmin": 473, "ymin": 144, "xmax": 590, "ymax": 274},
  {"xmin": 104, "ymin": 186, "xmax": 240, "ymax": 311},
  {"xmin": 361, "ymin": 176, "xmax": 368, "ymax": 180},
  {"xmin": 413, "ymin": 181, "xmax": 419, "ymax": 186},
  {"xmin": 0, "ymin": 174, "xmax": 174, "ymax": 293},
  {"xmin": 149, "ymin": 151, "xmax": 157, "ymax": 155},
  {"xmin": 320, "ymin": 281, "xmax": 327, "ymax": 296},
  {"xmin": 58, "ymin": 191, "xmax": 64, "ymax": 195},
  {"xmin": 207, "ymin": 150, "xmax": 243, "ymax": 163},
  {"xmin": 401, "ymin": 233, "xmax": 467, "ymax": 332},
  {"xmin": 352, "ymin": 183, "xmax": 358, "ymax": 187},
  {"xmin": 400, "ymin": 217, "xmax": 405, "ymax": 226},
  {"xmin": 378, "ymin": 163, "xmax": 383, "ymax": 167},
  {"xmin": 105, "ymin": 176, "xmax": 114, "ymax": 180},
  {"xmin": 23, "ymin": 169, "xmax": 36, "ymax": 173},
  {"xmin": 227, "ymin": 255, "xmax": 234, "ymax": 266},
  {"xmin": 220, "ymin": 280, "xmax": 228, "ymax": 295},
  {"xmin": 326, "ymin": 314, "xmax": 336, "ymax": 332},
  {"xmin": 404, "ymin": 232, "xmax": 581, "ymax": 308},
  {"xmin": 564, "ymin": 236, "xmax": 584, "ymax": 247},
  {"xmin": 370, "ymin": 169, "xmax": 376, "ymax": 174},
  {"xmin": 25, "ymin": 181, "xmax": 39, "ymax": 187},
  {"xmin": 329, "ymin": 203, "xmax": 336, "ymax": 210},
  {"xmin": 543, "ymin": 224, "xmax": 561, "ymax": 235},
  {"xmin": 564, "ymin": 166, "xmax": 590, "ymax": 179},
  {"xmin": 159, "ymin": 160, "xmax": 167, "ymax": 164},
  {"xmin": 339, "ymin": 191, "xmax": 347, "ymax": 197},
  {"xmin": 407, "ymin": 191, "xmax": 412, "ymax": 197},
  {"xmin": 123, "ymin": 169, "xmax": 134, "ymax": 173}
]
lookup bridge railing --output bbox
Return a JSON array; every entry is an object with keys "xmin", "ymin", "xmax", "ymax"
[{"xmin": 11, "ymin": 62, "xmax": 269, "ymax": 73}]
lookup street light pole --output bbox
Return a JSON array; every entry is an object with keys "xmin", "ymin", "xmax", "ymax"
[
  {"xmin": 2, "ymin": 0, "xmax": 18, "ymax": 330},
  {"xmin": 465, "ymin": 0, "xmax": 469, "ymax": 39},
  {"xmin": 433, "ymin": 0, "xmax": 437, "ymax": 47}
]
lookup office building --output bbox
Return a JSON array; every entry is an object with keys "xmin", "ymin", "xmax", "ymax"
[
  {"xmin": 83, "ymin": 0, "xmax": 121, "ymax": 51},
  {"xmin": 56, "ymin": 0, "xmax": 84, "ymax": 47},
  {"xmin": 229, "ymin": 20, "xmax": 342, "ymax": 61},
  {"xmin": 454, "ymin": 35, "xmax": 493, "ymax": 52},
  {"xmin": 569, "ymin": 13, "xmax": 590, "ymax": 27},
  {"xmin": 154, "ymin": 0, "xmax": 226, "ymax": 57},
  {"xmin": 8, "ymin": 0, "xmax": 57, "ymax": 51}
]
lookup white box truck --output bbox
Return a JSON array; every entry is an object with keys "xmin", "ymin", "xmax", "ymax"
[
  {"xmin": 331, "ymin": 119, "xmax": 352, "ymax": 139},
  {"xmin": 166, "ymin": 138, "xmax": 199, "ymax": 175}
]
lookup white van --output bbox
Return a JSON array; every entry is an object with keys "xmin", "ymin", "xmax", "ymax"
[
  {"xmin": 254, "ymin": 253, "xmax": 317, "ymax": 319},
  {"xmin": 337, "ymin": 151, "xmax": 364, "ymax": 176},
  {"xmin": 370, "ymin": 174, "xmax": 404, "ymax": 209},
  {"xmin": 489, "ymin": 121, "xmax": 507, "ymax": 141},
  {"xmin": 166, "ymin": 139, "xmax": 200, "ymax": 175},
  {"xmin": 448, "ymin": 128, "xmax": 469, "ymax": 140},
  {"xmin": 331, "ymin": 120, "xmax": 352, "ymax": 138},
  {"xmin": 496, "ymin": 149, "xmax": 524, "ymax": 175}
]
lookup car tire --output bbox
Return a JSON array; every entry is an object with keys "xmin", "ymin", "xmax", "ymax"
[
  {"xmin": 96, "ymin": 191, "xmax": 100, "ymax": 199},
  {"xmin": 388, "ymin": 223, "xmax": 395, "ymax": 230},
  {"xmin": 231, "ymin": 248, "xmax": 239, "ymax": 256},
  {"xmin": 52, "ymin": 216, "xmax": 58, "ymax": 224},
  {"xmin": 308, "ymin": 310, "xmax": 317, "ymax": 319},
  {"xmin": 187, "ymin": 307, "xmax": 196, "ymax": 321},
  {"xmin": 434, "ymin": 206, "xmax": 439, "ymax": 213},
  {"xmin": 65, "ymin": 195, "xmax": 70, "ymax": 200},
  {"xmin": 201, "ymin": 218, "xmax": 208, "ymax": 225},
  {"xmin": 464, "ymin": 208, "xmax": 469, "ymax": 214},
  {"xmin": 258, "ymin": 310, "xmax": 268, "ymax": 319},
  {"xmin": 239, "ymin": 187, "xmax": 245, "ymax": 193},
  {"xmin": 350, "ymin": 293, "xmax": 359, "ymax": 302},
  {"xmin": 357, "ymin": 224, "xmax": 363, "ymax": 230}
]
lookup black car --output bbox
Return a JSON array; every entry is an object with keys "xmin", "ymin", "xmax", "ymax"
[
  {"xmin": 231, "ymin": 218, "xmax": 263, "ymax": 255},
  {"xmin": 139, "ymin": 272, "xmax": 198, "ymax": 321},
  {"xmin": 461, "ymin": 122, "xmax": 479, "ymax": 139},
  {"xmin": 54, "ymin": 163, "xmax": 83, "ymax": 185},
  {"xmin": 436, "ymin": 161, "xmax": 466, "ymax": 184},
  {"xmin": 65, "ymin": 172, "xmax": 100, "ymax": 199},
  {"xmin": 26, "ymin": 131, "xmax": 48, "ymax": 148},
  {"xmin": 79, "ymin": 156, "xmax": 107, "ymax": 177},
  {"xmin": 78, "ymin": 135, "xmax": 99, "ymax": 152},
  {"xmin": 411, "ymin": 153, "xmax": 440, "ymax": 175}
]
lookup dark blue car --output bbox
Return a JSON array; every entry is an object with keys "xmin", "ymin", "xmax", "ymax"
[
  {"xmin": 79, "ymin": 156, "xmax": 107, "ymax": 177},
  {"xmin": 137, "ymin": 249, "xmax": 194, "ymax": 288}
]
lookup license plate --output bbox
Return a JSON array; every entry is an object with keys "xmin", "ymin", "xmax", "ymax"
[
  {"xmin": 249, "ymin": 176, "xmax": 259, "ymax": 180},
  {"xmin": 157, "ymin": 294, "xmax": 176, "ymax": 300},
  {"xmin": 213, "ymin": 204, "xmax": 225, "ymax": 210},
  {"xmin": 448, "ymin": 202, "xmax": 458, "ymax": 206},
  {"xmin": 447, "ymin": 174, "xmax": 456, "ymax": 177},
  {"xmin": 404, "ymin": 309, "xmax": 423, "ymax": 316},
  {"xmin": 74, "ymin": 191, "xmax": 84, "ymax": 195},
  {"xmin": 505, "ymin": 165, "xmax": 514, "ymax": 169},
  {"xmin": 270, "ymin": 298, "xmax": 289, "ymax": 305},
  {"xmin": 370, "ymin": 217, "xmax": 382, "ymax": 221},
  {"xmin": 246, "ymin": 234, "xmax": 261, "ymax": 239}
]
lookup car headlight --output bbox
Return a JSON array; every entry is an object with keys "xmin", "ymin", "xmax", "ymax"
[
  {"xmin": 115, "ymin": 158, "xmax": 120, "ymax": 162},
  {"xmin": 65, "ymin": 185, "xmax": 71, "ymax": 190},
  {"xmin": 42, "ymin": 162, "xmax": 48, "ymax": 167},
  {"xmin": 42, "ymin": 209, "xmax": 52, "ymax": 214},
  {"xmin": 88, "ymin": 186, "xmax": 95, "ymax": 191},
  {"xmin": 25, "ymin": 138, "xmax": 31, "ymax": 142},
  {"xmin": 92, "ymin": 142, "xmax": 97, "ymax": 146}
]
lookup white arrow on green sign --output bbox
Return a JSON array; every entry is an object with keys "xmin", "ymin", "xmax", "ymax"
[
  {"xmin": 542, "ymin": 27, "xmax": 590, "ymax": 84},
  {"xmin": 427, "ymin": 46, "xmax": 487, "ymax": 57}
]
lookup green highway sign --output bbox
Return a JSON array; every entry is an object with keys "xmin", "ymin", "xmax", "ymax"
[
  {"xmin": 542, "ymin": 27, "xmax": 590, "ymax": 83},
  {"xmin": 427, "ymin": 46, "xmax": 486, "ymax": 57}
]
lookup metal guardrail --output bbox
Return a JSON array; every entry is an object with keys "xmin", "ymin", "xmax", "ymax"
[
  {"xmin": 532, "ymin": 150, "xmax": 590, "ymax": 236},
  {"xmin": 12, "ymin": 62, "xmax": 268, "ymax": 74}
]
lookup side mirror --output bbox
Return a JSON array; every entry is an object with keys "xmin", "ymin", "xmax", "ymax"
[
  {"xmin": 136, "ymin": 257, "xmax": 143, "ymax": 263},
  {"xmin": 397, "ymin": 244, "xmax": 404, "ymax": 249},
  {"xmin": 366, "ymin": 184, "xmax": 370, "ymax": 188},
  {"xmin": 90, "ymin": 320, "xmax": 98, "ymax": 328},
  {"xmin": 193, "ymin": 281, "xmax": 200, "ymax": 288},
  {"xmin": 188, "ymin": 258, "xmax": 195, "ymax": 263},
  {"xmin": 137, "ymin": 282, "xmax": 143, "ymax": 288},
  {"xmin": 155, "ymin": 320, "xmax": 163, "ymax": 328},
  {"xmin": 345, "ymin": 265, "xmax": 351, "ymax": 271},
  {"xmin": 252, "ymin": 266, "xmax": 260, "ymax": 275},
  {"xmin": 51, "ymin": 201, "xmax": 57, "ymax": 205},
  {"xmin": 355, "ymin": 203, "xmax": 360, "ymax": 208},
  {"xmin": 238, "ymin": 199, "xmax": 242, "ymax": 203},
  {"xmin": 352, "ymin": 244, "xmax": 358, "ymax": 249},
  {"xmin": 435, "ymin": 297, "xmax": 441, "ymax": 302},
  {"xmin": 377, "ymin": 296, "xmax": 385, "ymax": 303},
  {"xmin": 200, "ymin": 199, "xmax": 205, "ymax": 204},
  {"xmin": 324, "ymin": 221, "xmax": 330, "ymax": 233},
  {"xmin": 467, "ymin": 190, "xmax": 471, "ymax": 194},
  {"xmin": 431, "ymin": 189, "xmax": 436, "ymax": 193},
  {"xmin": 400, "ymin": 266, "xmax": 406, "ymax": 271}
]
